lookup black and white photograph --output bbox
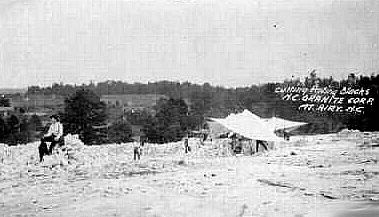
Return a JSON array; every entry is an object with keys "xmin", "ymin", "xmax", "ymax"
[{"xmin": 1, "ymin": 0, "xmax": 379, "ymax": 216}]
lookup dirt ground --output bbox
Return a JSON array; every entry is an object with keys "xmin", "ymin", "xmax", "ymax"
[{"xmin": 1, "ymin": 131, "xmax": 379, "ymax": 217}]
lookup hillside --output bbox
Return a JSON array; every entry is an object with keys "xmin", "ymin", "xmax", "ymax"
[{"xmin": 0, "ymin": 131, "xmax": 378, "ymax": 216}]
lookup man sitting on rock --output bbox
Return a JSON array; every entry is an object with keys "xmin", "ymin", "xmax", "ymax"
[{"xmin": 38, "ymin": 114, "xmax": 63, "ymax": 162}]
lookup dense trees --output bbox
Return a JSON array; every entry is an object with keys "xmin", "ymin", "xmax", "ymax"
[
  {"xmin": 61, "ymin": 89, "xmax": 108, "ymax": 144},
  {"xmin": 61, "ymin": 88, "xmax": 135, "ymax": 144},
  {"xmin": 0, "ymin": 117, "xmax": 6, "ymax": 141},
  {"xmin": 125, "ymin": 109, "xmax": 152, "ymax": 126},
  {"xmin": 273, "ymin": 73, "xmax": 379, "ymax": 132},
  {"xmin": 0, "ymin": 97, "xmax": 10, "ymax": 107},
  {"xmin": 0, "ymin": 114, "xmax": 42, "ymax": 145},
  {"xmin": 144, "ymin": 98, "xmax": 195, "ymax": 143},
  {"xmin": 342, "ymin": 74, "xmax": 379, "ymax": 131},
  {"xmin": 106, "ymin": 120, "xmax": 133, "ymax": 144}
]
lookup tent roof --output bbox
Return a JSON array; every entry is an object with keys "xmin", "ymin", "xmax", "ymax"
[
  {"xmin": 210, "ymin": 110, "xmax": 281, "ymax": 142},
  {"xmin": 262, "ymin": 117, "xmax": 308, "ymax": 131},
  {"xmin": 209, "ymin": 110, "xmax": 308, "ymax": 142},
  {"xmin": 241, "ymin": 110, "xmax": 307, "ymax": 130}
]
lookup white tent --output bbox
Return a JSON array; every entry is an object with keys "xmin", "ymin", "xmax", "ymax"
[
  {"xmin": 210, "ymin": 110, "xmax": 282, "ymax": 142},
  {"xmin": 210, "ymin": 110, "xmax": 308, "ymax": 142},
  {"xmin": 240, "ymin": 109, "xmax": 307, "ymax": 131}
]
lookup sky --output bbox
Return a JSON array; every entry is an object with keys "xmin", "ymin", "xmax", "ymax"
[{"xmin": 0, "ymin": 0, "xmax": 378, "ymax": 88}]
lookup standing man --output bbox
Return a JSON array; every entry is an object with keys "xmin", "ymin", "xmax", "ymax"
[
  {"xmin": 38, "ymin": 114, "xmax": 63, "ymax": 162},
  {"xmin": 133, "ymin": 140, "xmax": 141, "ymax": 161},
  {"xmin": 184, "ymin": 138, "xmax": 190, "ymax": 154}
]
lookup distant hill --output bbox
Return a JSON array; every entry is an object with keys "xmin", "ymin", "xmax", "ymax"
[{"xmin": 0, "ymin": 88, "xmax": 27, "ymax": 94}]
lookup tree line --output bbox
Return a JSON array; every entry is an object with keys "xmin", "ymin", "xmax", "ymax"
[{"xmin": 2, "ymin": 71, "xmax": 378, "ymax": 145}]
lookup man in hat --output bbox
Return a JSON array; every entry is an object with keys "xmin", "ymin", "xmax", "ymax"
[{"xmin": 38, "ymin": 114, "xmax": 63, "ymax": 162}]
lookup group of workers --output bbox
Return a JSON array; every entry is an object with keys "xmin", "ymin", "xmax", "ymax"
[
  {"xmin": 38, "ymin": 114, "xmax": 273, "ymax": 163},
  {"xmin": 182, "ymin": 132, "xmax": 270, "ymax": 156},
  {"xmin": 38, "ymin": 114, "xmax": 148, "ymax": 163}
]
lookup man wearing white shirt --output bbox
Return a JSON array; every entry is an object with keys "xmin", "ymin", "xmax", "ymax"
[{"xmin": 38, "ymin": 114, "xmax": 63, "ymax": 162}]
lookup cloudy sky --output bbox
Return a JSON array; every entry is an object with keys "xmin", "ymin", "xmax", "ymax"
[{"xmin": 0, "ymin": 0, "xmax": 378, "ymax": 88}]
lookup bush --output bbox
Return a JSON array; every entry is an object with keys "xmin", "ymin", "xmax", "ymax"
[
  {"xmin": 4, "ymin": 131, "xmax": 31, "ymax": 146},
  {"xmin": 6, "ymin": 115, "xmax": 19, "ymax": 134},
  {"xmin": 0, "ymin": 115, "xmax": 35, "ymax": 145},
  {"xmin": 106, "ymin": 121, "xmax": 133, "ymax": 144}
]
